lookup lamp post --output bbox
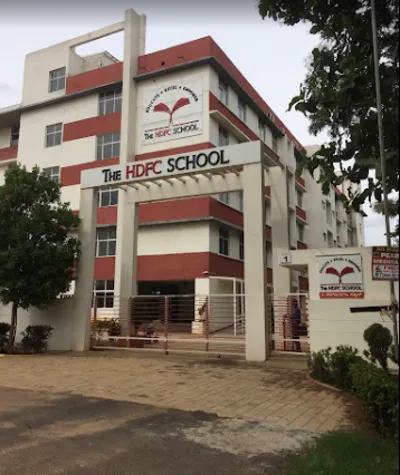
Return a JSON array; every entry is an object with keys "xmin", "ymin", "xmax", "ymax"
[{"xmin": 370, "ymin": 0, "xmax": 399, "ymax": 361}]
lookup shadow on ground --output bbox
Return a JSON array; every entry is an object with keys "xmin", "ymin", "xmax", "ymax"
[{"xmin": 0, "ymin": 386, "xmax": 314, "ymax": 475}]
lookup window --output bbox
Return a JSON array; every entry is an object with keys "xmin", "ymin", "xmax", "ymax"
[
  {"xmin": 266, "ymin": 241, "xmax": 272, "ymax": 267},
  {"xmin": 239, "ymin": 232, "xmax": 244, "ymax": 261},
  {"xmin": 43, "ymin": 166, "xmax": 60, "ymax": 183},
  {"xmin": 258, "ymin": 120, "xmax": 266, "ymax": 142},
  {"xmin": 297, "ymin": 223, "xmax": 305, "ymax": 243},
  {"xmin": 97, "ymin": 132, "xmax": 121, "ymax": 160},
  {"xmin": 238, "ymin": 190, "xmax": 244, "ymax": 212},
  {"xmin": 45, "ymin": 123, "xmax": 62, "ymax": 147},
  {"xmin": 96, "ymin": 226, "xmax": 117, "ymax": 257},
  {"xmin": 326, "ymin": 201, "xmax": 332, "ymax": 225},
  {"xmin": 333, "ymin": 240, "xmax": 337, "ymax": 247},
  {"xmin": 323, "ymin": 232, "xmax": 327, "ymax": 242},
  {"xmin": 296, "ymin": 189, "xmax": 303, "ymax": 209},
  {"xmin": 322, "ymin": 200, "xmax": 326, "ymax": 210},
  {"xmin": 49, "ymin": 67, "xmax": 66, "ymax": 93},
  {"xmin": 238, "ymin": 98, "xmax": 246, "ymax": 122},
  {"xmin": 99, "ymin": 88, "xmax": 122, "ymax": 116},
  {"xmin": 272, "ymin": 133, "xmax": 278, "ymax": 153},
  {"xmin": 93, "ymin": 280, "xmax": 114, "ymax": 308},
  {"xmin": 348, "ymin": 229, "xmax": 354, "ymax": 246},
  {"xmin": 98, "ymin": 187, "xmax": 118, "ymax": 207},
  {"xmin": 327, "ymin": 231, "xmax": 334, "ymax": 248},
  {"xmin": 219, "ymin": 225, "xmax": 229, "ymax": 256},
  {"xmin": 218, "ymin": 80, "xmax": 228, "ymax": 105},
  {"xmin": 219, "ymin": 192, "xmax": 229, "ymax": 204},
  {"xmin": 265, "ymin": 202, "xmax": 271, "ymax": 224},
  {"xmin": 218, "ymin": 126, "xmax": 229, "ymax": 146},
  {"xmin": 11, "ymin": 125, "xmax": 19, "ymax": 146}
]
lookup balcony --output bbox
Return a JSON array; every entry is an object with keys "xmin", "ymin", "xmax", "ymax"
[
  {"xmin": 296, "ymin": 206, "xmax": 307, "ymax": 223},
  {"xmin": 0, "ymin": 145, "xmax": 18, "ymax": 163},
  {"xmin": 295, "ymin": 176, "xmax": 306, "ymax": 191},
  {"xmin": 297, "ymin": 241, "xmax": 308, "ymax": 250}
]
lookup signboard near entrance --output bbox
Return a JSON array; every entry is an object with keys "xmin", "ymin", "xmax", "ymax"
[
  {"xmin": 141, "ymin": 78, "xmax": 203, "ymax": 145},
  {"xmin": 371, "ymin": 246, "xmax": 399, "ymax": 281},
  {"xmin": 80, "ymin": 141, "xmax": 261, "ymax": 189},
  {"xmin": 317, "ymin": 254, "xmax": 364, "ymax": 299}
]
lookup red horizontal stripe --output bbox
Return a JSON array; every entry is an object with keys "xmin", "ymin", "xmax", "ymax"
[
  {"xmin": 66, "ymin": 62, "xmax": 123, "ymax": 95},
  {"xmin": 296, "ymin": 176, "xmax": 306, "ymax": 188},
  {"xmin": 63, "ymin": 112, "xmax": 121, "ymax": 142},
  {"xmin": 296, "ymin": 207, "xmax": 307, "ymax": 221},
  {"xmin": 61, "ymin": 157, "xmax": 119, "ymax": 187},
  {"xmin": 0, "ymin": 145, "xmax": 18, "ymax": 162},
  {"xmin": 297, "ymin": 241, "xmax": 308, "ymax": 250}
]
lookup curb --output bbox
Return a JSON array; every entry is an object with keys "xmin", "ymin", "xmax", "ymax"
[{"xmin": 307, "ymin": 372, "xmax": 343, "ymax": 393}]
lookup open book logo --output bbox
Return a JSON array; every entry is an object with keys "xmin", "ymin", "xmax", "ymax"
[
  {"xmin": 325, "ymin": 266, "xmax": 355, "ymax": 284},
  {"xmin": 153, "ymin": 97, "xmax": 191, "ymax": 126}
]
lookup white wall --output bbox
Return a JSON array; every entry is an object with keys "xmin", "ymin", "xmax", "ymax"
[{"xmin": 137, "ymin": 222, "xmax": 210, "ymax": 255}]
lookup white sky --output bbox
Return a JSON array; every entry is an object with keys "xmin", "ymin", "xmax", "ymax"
[{"xmin": 0, "ymin": 0, "xmax": 394, "ymax": 245}]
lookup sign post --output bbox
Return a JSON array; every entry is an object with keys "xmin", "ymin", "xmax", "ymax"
[{"xmin": 371, "ymin": 246, "xmax": 399, "ymax": 281}]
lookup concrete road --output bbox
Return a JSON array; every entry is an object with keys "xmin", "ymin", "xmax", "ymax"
[{"xmin": 0, "ymin": 386, "xmax": 314, "ymax": 475}]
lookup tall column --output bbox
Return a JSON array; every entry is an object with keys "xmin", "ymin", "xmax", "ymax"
[
  {"xmin": 72, "ymin": 188, "xmax": 98, "ymax": 351},
  {"xmin": 269, "ymin": 167, "xmax": 292, "ymax": 295},
  {"xmin": 243, "ymin": 160, "xmax": 269, "ymax": 361}
]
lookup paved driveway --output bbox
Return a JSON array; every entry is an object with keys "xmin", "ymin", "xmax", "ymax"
[{"xmin": 0, "ymin": 351, "xmax": 357, "ymax": 432}]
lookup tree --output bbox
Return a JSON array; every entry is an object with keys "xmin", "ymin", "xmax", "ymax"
[
  {"xmin": 373, "ymin": 199, "xmax": 399, "ymax": 245},
  {"xmin": 0, "ymin": 164, "xmax": 80, "ymax": 353},
  {"xmin": 258, "ymin": 0, "xmax": 399, "ymax": 220}
]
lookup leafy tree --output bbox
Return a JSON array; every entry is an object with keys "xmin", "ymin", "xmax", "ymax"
[
  {"xmin": 258, "ymin": 0, "xmax": 399, "ymax": 221},
  {"xmin": 373, "ymin": 199, "xmax": 399, "ymax": 244},
  {"xmin": 0, "ymin": 164, "xmax": 80, "ymax": 353}
]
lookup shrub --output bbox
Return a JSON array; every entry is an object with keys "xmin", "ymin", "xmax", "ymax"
[
  {"xmin": 21, "ymin": 325, "xmax": 53, "ymax": 353},
  {"xmin": 388, "ymin": 345, "xmax": 399, "ymax": 366},
  {"xmin": 0, "ymin": 322, "xmax": 11, "ymax": 352},
  {"xmin": 363, "ymin": 323, "xmax": 393, "ymax": 371},
  {"xmin": 107, "ymin": 319, "xmax": 121, "ymax": 337},
  {"xmin": 308, "ymin": 345, "xmax": 363, "ymax": 390},
  {"xmin": 350, "ymin": 361, "xmax": 399, "ymax": 440}
]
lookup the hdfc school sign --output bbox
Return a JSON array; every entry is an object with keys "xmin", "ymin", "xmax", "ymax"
[
  {"xmin": 317, "ymin": 254, "xmax": 364, "ymax": 299},
  {"xmin": 80, "ymin": 142, "xmax": 261, "ymax": 189},
  {"xmin": 141, "ymin": 78, "xmax": 203, "ymax": 145}
]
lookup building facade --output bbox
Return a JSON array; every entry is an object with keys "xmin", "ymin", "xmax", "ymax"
[{"xmin": 0, "ymin": 9, "xmax": 364, "ymax": 316}]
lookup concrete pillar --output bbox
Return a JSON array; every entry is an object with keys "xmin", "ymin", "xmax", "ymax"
[
  {"xmin": 72, "ymin": 188, "xmax": 98, "ymax": 351},
  {"xmin": 114, "ymin": 189, "xmax": 138, "ymax": 334},
  {"xmin": 243, "ymin": 161, "xmax": 269, "ymax": 361},
  {"xmin": 269, "ymin": 167, "xmax": 292, "ymax": 295}
]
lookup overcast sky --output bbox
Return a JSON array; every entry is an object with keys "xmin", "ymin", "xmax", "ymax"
[{"xmin": 0, "ymin": 0, "xmax": 394, "ymax": 245}]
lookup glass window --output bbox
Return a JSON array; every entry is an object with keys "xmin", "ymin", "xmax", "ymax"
[
  {"xmin": 93, "ymin": 280, "xmax": 114, "ymax": 308},
  {"xmin": 43, "ymin": 166, "xmax": 60, "ymax": 183},
  {"xmin": 239, "ymin": 232, "xmax": 244, "ymax": 261},
  {"xmin": 219, "ymin": 192, "xmax": 229, "ymax": 204},
  {"xmin": 49, "ymin": 67, "xmax": 66, "ymax": 93},
  {"xmin": 11, "ymin": 125, "xmax": 19, "ymax": 146},
  {"xmin": 297, "ymin": 223, "xmax": 305, "ymax": 242},
  {"xmin": 326, "ymin": 201, "xmax": 332, "ymax": 225},
  {"xmin": 272, "ymin": 133, "xmax": 278, "ymax": 153},
  {"xmin": 219, "ymin": 225, "xmax": 229, "ymax": 256},
  {"xmin": 98, "ymin": 187, "xmax": 119, "ymax": 207},
  {"xmin": 96, "ymin": 132, "xmax": 121, "ymax": 160},
  {"xmin": 266, "ymin": 241, "xmax": 272, "ymax": 267},
  {"xmin": 258, "ymin": 120, "xmax": 266, "ymax": 142},
  {"xmin": 218, "ymin": 80, "xmax": 228, "ymax": 105},
  {"xmin": 99, "ymin": 88, "xmax": 122, "ymax": 116},
  {"xmin": 45, "ymin": 123, "xmax": 62, "ymax": 147},
  {"xmin": 323, "ymin": 232, "xmax": 327, "ymax": 242},
  {"xmin": 218, "ymin": 126, "xmax": 229, "ymax": 147},
  {"xmin": 238, "ymin": 191, "xmax": 244, "ymax": 212},
  {"xmin": 296, "ymin": 189, "xmax": 303, "ymax": 209},
  {"xmin": 238, "ymin": 98, "xmax": 246, "ymax": 122},
  {"xmin": 96, "ymin": 226, "xmax": 117, "ymax": 257}
]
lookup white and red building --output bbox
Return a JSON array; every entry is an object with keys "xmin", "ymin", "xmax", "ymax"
[{"xmin": 0, "ymin": 9, "xmax": 364, "ymax": 316}]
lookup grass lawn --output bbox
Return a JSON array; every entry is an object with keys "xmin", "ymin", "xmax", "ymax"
[{"xmin": 287, "ymin": 431, "xmax": 399, "ymax": 475}]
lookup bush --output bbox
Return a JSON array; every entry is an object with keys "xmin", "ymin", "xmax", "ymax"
[
  {"xmin": 107, "ymin": 319, "xmax": 121, "ymax": 337},
  {"xmin": 350, "ymin": 361, "xmax": 399, "ymax": 440},
  {"xmin": 308, "ymin": 345, "xmax": 363, "ymax": 390},
  {"xmin": 21, "ymin": 325, "xmax": 53, "ymax": 353},
  {"xmin": 0, "ymin": 322, "xmax": 11, "ymax": 352},
  {"xmin": 363, "ymin": 323, "xmax": 393, "ymax": 371}
]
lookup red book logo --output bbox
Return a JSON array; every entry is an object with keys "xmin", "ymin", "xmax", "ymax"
[
  {"xmin": 325, "ymin": 266, "xmax": 355, "ymax": 284},
  {"xmin": 153, "ymin": 97, "xmax": 190, "ymax": 126}
]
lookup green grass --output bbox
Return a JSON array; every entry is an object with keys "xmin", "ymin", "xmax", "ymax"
[{"xmin": 288, "ymin": 431, "xmax": 399, "ymax": 475}]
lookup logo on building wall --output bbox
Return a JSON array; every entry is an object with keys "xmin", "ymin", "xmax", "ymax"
[
  {"xmin": 141, "ymin": 79, "xmax": 203, "ymax": 145},
  {"xmin": 317, "ymin": 254, "xmax": 364, "ymax": 299}
]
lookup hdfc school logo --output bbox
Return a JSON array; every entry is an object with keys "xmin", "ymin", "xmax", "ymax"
[
  {"xmin": 142, "ymin": 79, "xmax": 203, "ymax": 145},
  {"xmin": 317, "ymin": 254, "xmax": 364, "ymax": 299}
]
